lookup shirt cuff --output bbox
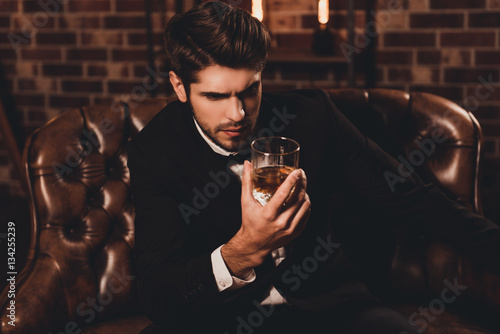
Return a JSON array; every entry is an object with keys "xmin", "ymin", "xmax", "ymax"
[{"xmin": 211, "ymin": 245, "xmax": 256, "ymax": 292}]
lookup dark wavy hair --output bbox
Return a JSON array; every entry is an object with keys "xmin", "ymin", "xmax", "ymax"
[{"xmin": 163, "ymin": 1, "xmax": 271, "ymax": 96}]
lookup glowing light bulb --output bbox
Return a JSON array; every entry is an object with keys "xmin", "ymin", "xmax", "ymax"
[
  {"xmin": 252, "ymin": 0, "xmax": 264, "ymax": 21},
  {"xmin": 318, "ymin": 0, "xmax": 329, "ymax": 25}
]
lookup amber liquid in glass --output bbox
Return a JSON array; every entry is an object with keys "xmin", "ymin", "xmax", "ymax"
[{"xmin": 252, "ymin": 166, "xmax": 295, "ymax": 204}]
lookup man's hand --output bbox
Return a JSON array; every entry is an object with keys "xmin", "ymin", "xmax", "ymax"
[{"xmin": 221, "ymin": 161, "xmax": 311, "ymax": 277}]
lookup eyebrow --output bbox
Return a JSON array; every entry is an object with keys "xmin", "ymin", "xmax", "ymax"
[{"xmin": 199, "ymin": 80, "xmax": 261, "ymax": 98}]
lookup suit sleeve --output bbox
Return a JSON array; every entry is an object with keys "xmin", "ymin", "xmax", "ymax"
[
  {"xmin": 127, "ymin": 140, "xmax": 225, "ymax": 325},
  {"xmin": 318, "ymin": 90, "xmax": 500, "ymax": 275}
]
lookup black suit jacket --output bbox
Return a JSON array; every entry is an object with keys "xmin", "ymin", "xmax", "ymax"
[{"xmin": 127, "ymin": 89, "xmax": 500, "ymax": 330}]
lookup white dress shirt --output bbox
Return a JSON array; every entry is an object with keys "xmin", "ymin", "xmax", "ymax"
[{"xmin": 193, "ymin": 117, "xmax": 288, "ymax": 305}]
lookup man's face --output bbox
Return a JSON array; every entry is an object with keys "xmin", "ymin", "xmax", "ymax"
[{"xmin": 172, "ymin": 65, "xmax": 262, "ymax": 152}]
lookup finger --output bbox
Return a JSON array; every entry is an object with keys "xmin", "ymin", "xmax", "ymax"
[
  {"xmin": 283, "ymin": 170, "xmax": 307, "ymax": 207},
  {"xmin": 266, "ymin": 168, "xmax": 302, "ymax": 213},
  {"xmin": 280, "ymin": 187, "xmax": 307, "ymax": 225},
  {"xmin": 272, "ymin": 169, "xmax": 307, "ymax": 212},
  {"xmin": 241, "ymin": 160, "xmax": 254, "ymax": 203},
  {"xmin": 296, "ymin": 169, "xmax": 307, "ymax": 191},
  {"xmin": 275, "ymin": 193, "xmax": 311, "ymax": 245}
]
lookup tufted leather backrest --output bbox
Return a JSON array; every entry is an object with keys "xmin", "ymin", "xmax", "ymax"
[
  {"xmin": 0, "ymin": 97, "xmax": 172, "ymax": 333},
  {"xmin": 326, "ymin": 89, "xmax": 482, "ymax": 214},
  {"xmin": 326, "ymin": 89, "xmax": 484, "ymax": 301},
  {"xmin": 0, "ymin": 89, "xmax": 484, "ymax": 333}
]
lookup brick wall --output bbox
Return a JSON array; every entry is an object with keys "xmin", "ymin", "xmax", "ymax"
[
  {"xmin": 0, "ymin": 0, "xmax": 175, "ymax": 197},
  {"xmin": 1, "ymin": 0, "xmax": 499, "ymax": 220},
  {"xmin": 372, "ymin": 0, "xmax": 500, "ymax": 221}
]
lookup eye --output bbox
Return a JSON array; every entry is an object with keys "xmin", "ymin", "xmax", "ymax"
[
  {"xmin": 240, "ymin": 84, "xmax": 260, "ymax": 98},
  {"xmin": 206, "ymin": 95, "xmax": 224, "ymax": 101}
]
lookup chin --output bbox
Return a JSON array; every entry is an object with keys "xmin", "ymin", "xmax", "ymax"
[
  {"xmin": 220, "ymin": 140, "xmax": 243, "ymax": 152},
  {"xmin": 211, "ymin": 132, "xmax": 244, "ymax": 151}
]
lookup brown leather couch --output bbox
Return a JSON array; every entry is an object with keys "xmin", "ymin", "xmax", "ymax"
[{"xmin": 1, "ymin": 89, "xmax": 499, "ymax": 333}]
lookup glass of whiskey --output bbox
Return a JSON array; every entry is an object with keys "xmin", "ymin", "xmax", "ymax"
[{"xmin": 251, "ymin": 137, "xmax": 300, "ymax": 205}]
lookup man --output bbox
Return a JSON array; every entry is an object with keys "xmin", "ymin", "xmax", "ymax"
[{"xmin": 127, "ymin": 2, "xmax": 500, "ymax": 333}]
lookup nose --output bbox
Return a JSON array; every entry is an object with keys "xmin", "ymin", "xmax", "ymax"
[{"xmin": 226, "ymin": 96, "xmax": 245, "ymax": 123}]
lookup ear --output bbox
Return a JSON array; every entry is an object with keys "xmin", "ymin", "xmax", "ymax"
[{"xmin": 169, "ymin": 71, "xmax": 188, "ymax": 102}]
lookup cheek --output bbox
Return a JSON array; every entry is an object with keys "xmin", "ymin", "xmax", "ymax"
[{"xmin": 191, "ymin": 99, "xmax": 221, "ymax": 124}]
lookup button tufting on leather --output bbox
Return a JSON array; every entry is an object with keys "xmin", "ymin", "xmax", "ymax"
[
  {"xmin": 64, "ymin": 219, "xmax": 83, "ymax": 240},
  {"xmin": 105, "ymin": 164, "xmax": 114, "ymax": 176},
  {"xmin": 86, "ymin": 189, "xmax": 103, "ymax": 209}
]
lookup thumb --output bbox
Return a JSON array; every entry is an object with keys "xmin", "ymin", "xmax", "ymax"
[{"xmin": 241, "ymin": 160, "xmax": 253, "ymax": 202}]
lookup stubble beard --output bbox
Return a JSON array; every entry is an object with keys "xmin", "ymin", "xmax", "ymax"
[
  {"xmin": 188, "ymin": 101, "xmax": 258, "ymax": 153},
  {"xmin": 194, "ymin": 114, "xmax": 254, "ymax": 152}
]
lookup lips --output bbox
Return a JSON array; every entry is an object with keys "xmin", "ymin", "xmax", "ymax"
[
  {"xmin": 224, "ymin": 127, "xmax": 242, "ymax": 132},
  {"xmin": 221, "ymin": 125, "xmax": 250, "ymax": 138},
  {"xmin": 222, "ymin": 128, "xmax": 243, "ymax": 137}
]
